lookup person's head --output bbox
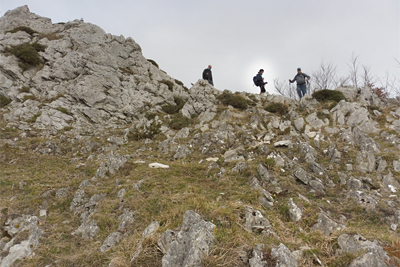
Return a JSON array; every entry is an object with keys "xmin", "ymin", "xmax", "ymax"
[
  {"xmin": 259, "ymin": 69, "xmax": 264, "ymax": 74},
  {"xmin": 297, "ymin": 67, "xmax": 302, "ymax": 73},
  {"xmin": 208, "ymin": 65, "xmax": 212, "ymax": 70}
]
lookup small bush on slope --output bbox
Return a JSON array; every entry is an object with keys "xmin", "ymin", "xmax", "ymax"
[
  {"xmin": 0, "ymin": 95, "xmax": 12, "ymax": 107},
  {"xmin": 312, "ymin": 89, "xmax": 345, "ymax": 103},
  {"xmin": 162, "ymin": 97, "xmax": 186, "ymax": 114},
  {"xmin": 217, "ymin": 91, "xmax": 248, "ymax": 110},
  {"xmin": 264, "ymin": 102, "xmax": 288, "ymax": 116},
  {"xmin": 5, "ymin": 42, "xmax": 46, "ymax": 70}
]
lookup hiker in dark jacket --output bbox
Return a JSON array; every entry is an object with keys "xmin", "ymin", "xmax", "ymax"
[
  {"xmin": 255, "ymin": 69, "xmax": 268, "ymax": 94},
  {"xmin": 202, "ymin": 65, "xmax": 213, "ymax": 86},
  {"xmin": 289, "ymin": 68, "xmax": 310, "ymax": 99}
]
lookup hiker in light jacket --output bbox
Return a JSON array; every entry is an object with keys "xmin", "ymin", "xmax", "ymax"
[
  {"xmin": 202, "ymin": 65, "xmax": 213, "ymax": 86},
  {"xmin": 289, "ymin": 68, "xmax": 310, "ymax": 99}
]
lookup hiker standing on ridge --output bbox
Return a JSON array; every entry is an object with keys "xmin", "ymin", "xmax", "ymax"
[
  {"xmin": 202, "ymin": 65, "xmax": 213, "ymax": 86},
  {"xmin": 253, "ymin": 69, "xmax": 268, "ymax": 94},
  {"xmin": 289, "ymin": 67, "xmax": 310, "ymax": 99}
]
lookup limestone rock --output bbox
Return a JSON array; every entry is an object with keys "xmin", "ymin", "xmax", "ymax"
[
  {"xmin": 293, "ymin": 167, "xmax": 311, "ymax": 184},
  {"xmin": 34, "ymin": 141, "xmax": 62, "ymax": 155},
  {"xmin": 232, "ymin": 161, "xmax": 248, "ymax": 173},
  {"xmin": 356, "ymin": 151, "xmax": 376, "ymax": 173},
  {"xmin": 118, "ymin": 209, "xmax": 135, "ymax": 231},
  {"xmin": 0, "ymin": 215, "xmax": 43, "ymax": 267},
  {"xmin": 382, "ymin": 172, "xmax": 400, "ymax": 193},
  {"xmin": 96, "ymin": 153, "xmax": 129, "ymax": 178},
  {"xmin": 338, "ymin": 234, "xmax": 389, "ymax": 267},
  {"xmin": 173, "ymin": 145, "xmax": 192, "ymax": 160},
  {"xmin": 349, "ymin": 252, "xmax": 388, "ymax": 267},
  {"xmin": 288, "ymin": 198, "xmax": 302, "ymax": 222},
  {"xmin": 294, "ymin": 117, "xmax": 305, "ymax": 131},
  {"xmin": 100, "ymin": 232, "xmax": 122, "ymax": 253},
  {"xmin": 347, "ymin": 177, "xmax": 363, "ymax": 190},
  {"xmin": 271, "ymin": 243, "xmax": 298, "ymax": 267},
  {"xmin": 149, "ymin": 162, "xmax": 170, "ymax": 169},
  {"xmin": 258, "ymin": 163, "xmax": 273, "ymax": 183},
  {"xmin": 181, "ymin": 80, "xmax": 218, "ymax": 118},
  {"xmin": 298, "ymin": 142, "xmax": 317, "ymax": 163},
  {"xmin": 347, "ymin": 190, "xmax": 378, "ymax": 210},
  {"xmin": 160, "ymin": 210, "xmax": 215, "ymax": 267},
  {"xmin": 309, "ymin": 179, "xmax": 325, "ymax": 193},
  {"xmin": 305, "ymin": 112, "xmax": 328, "ymax": 129},
  {"xmin": 249, "ymin": 245, "xmax": 268, "ymax": 267},
  {"xmin": 273, "ymin": 140, "xmax": 291, "ymax": 147},
  {"xmin": 245, "ymin": 206, "xmax": 271, "ymax": 233},
  {"xmin": 338, "ymin": 234, "xmax": 387, "ymax": 255},
  {"xmin": 336, "ymin": 86, "xmax": 358, "ymax": 101},
  {"xmin": 142, "ymin": 221, "xmax": 160, "ymax": 238},
  {"xmin": 72, "ymin": 218, "xmax": 99, "ymax": 239},
  {"xmin": 312, "ymin": 213, "xmax": 345, "ymax": 235}
]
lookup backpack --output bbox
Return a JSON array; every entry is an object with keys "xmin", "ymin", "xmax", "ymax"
[{"xmin": 253, "ymin": 76, "xmax": 261, "ymax": 86}]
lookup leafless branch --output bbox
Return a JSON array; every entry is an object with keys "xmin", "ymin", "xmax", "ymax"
[
  {"xmin": 347, "ymin": 53, "xmax": 360, "ymax": 88},
  {"xmin": 273, "ymin": 78, "xmax": 298, "ymax": 100},
  {"xmin": 311, "ymin": 61, "xmax": 337, "ymax": 92}
]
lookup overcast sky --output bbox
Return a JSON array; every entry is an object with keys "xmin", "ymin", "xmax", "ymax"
[{"xmin": 1, "ymin": 0, "xmax": 399, "ymax": 94}]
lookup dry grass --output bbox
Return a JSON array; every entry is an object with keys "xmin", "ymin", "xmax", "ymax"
[{"xmin": 1, "ymin": 99, "xmax": 400, "ymax": 267}]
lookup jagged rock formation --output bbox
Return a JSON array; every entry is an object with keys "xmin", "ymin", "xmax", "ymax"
[
  {"xmin": 0, "ymin": 5, "xmax": 188, "ymax": 133},
  {"xmin": 1, "ymin": 5, "xmax": 400, "ymax": 267}
]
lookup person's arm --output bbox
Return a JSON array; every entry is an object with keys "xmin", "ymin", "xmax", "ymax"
[
  {"xmin": 289, "ymin": 74, "xmax": 297, "ymax": 83},
  {"xmin": 304, "ymin": 73, "xmax": 310, "ymax": 80}
]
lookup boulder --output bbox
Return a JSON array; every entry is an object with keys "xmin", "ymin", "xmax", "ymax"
[
  {"xmin": 149, "ymin": 163, "xmax": 170, "ymax": 169},
  {"xmin": 346, "ymin": 190, "xmax": 377, "ymax": 210},
  {"xmin": 160, "ymin": 210, "xmax": 215, "ymax": 267},
  {"xmin": 118, "ymin": 209, "xmax": 135, "ymax": 231},
  {"xmin": 96, "ymin": 153, "xmax": 129, "ymax": 178},
  {"xmin": 142, "ymin": 221, "xmax": 160, "ymax": 238},
  {"xmin": 305, "ymin": 112, "xmax": 328, "ymax": 129},
  {"xmin": 294, "ymin": 117, "xmax": 305, "ymax": 131},
  {"xmin": 99, "ymin": 232, "xmax": 122, "ymax": 253},
  {"xmin": 293, "ymin": 167, "xmax": 312, "ymax": 184},
  {"xmin": 338, "ymin": 234, "xmax": 389, "ymax": 267},
  {"xmin": 245, "ymin": 206, "xmax": 271, "ymax": 233},
  {"xmin": 0, "ymin": 215, "xmax": 43, "ymax": 267},
  {"xmin": 288, "ymin": 198, "xmax": 302, "ymax": 222},
  {"xmin": 258, "ymin": 163, "xmax": 273, "ymax": 183},
  {"xmin": 312, "ymin": 213, "xmax": 345, "ymax": 236},
  {"xmin": 271, "ymin": 243, "xmax": 298, "ymax": 267}
]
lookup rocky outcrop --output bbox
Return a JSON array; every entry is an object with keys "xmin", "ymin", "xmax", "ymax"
[
  {"xmin": 0, "ymin": 5, "xmax": 188, "ymax": 131},
  {"xmin": 0, "ymin": 215, "xmax": 43, "ymax": 267},
  {"xmin": 159, "ymin": 210, "xmax": 215, "ymax": 267}
]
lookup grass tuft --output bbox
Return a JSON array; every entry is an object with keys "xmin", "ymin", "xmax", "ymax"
[
  {"xmin": 6, "ymin": 26, "xmax": 37, "ymax": 35},
  {"xmin": 169, "ymin": 114, "xmax": 192, "ymax": 130},
  {"xmin": 160, "ymin": 79, "xmax": 174, "ymax": 91},
  {"xmin": 147, "ymin": 59, "xmax": 159, "ymax": 68}
]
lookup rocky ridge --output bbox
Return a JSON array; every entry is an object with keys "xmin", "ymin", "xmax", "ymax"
[{"xmin": 0, "ymin": 6, "xmax": 400, "ymax": 267}]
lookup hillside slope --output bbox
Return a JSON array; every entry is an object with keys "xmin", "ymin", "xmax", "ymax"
[{"xmin": 1, "ymin": 6, "xmax": 400, "ymax": 267}]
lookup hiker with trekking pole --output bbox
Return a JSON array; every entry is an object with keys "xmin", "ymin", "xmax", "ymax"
[
  {"xmin": 289, "ymin": 67, "xmax": 310, "ymax": 99},
  {"xmin": 253, "ymin": 69, "xmax": 268, "ymax": 94}
]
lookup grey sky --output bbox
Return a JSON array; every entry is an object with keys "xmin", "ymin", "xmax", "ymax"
[{"xmin": 1, "ymin": 0, "xmax": 399, "ymax": 94}]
